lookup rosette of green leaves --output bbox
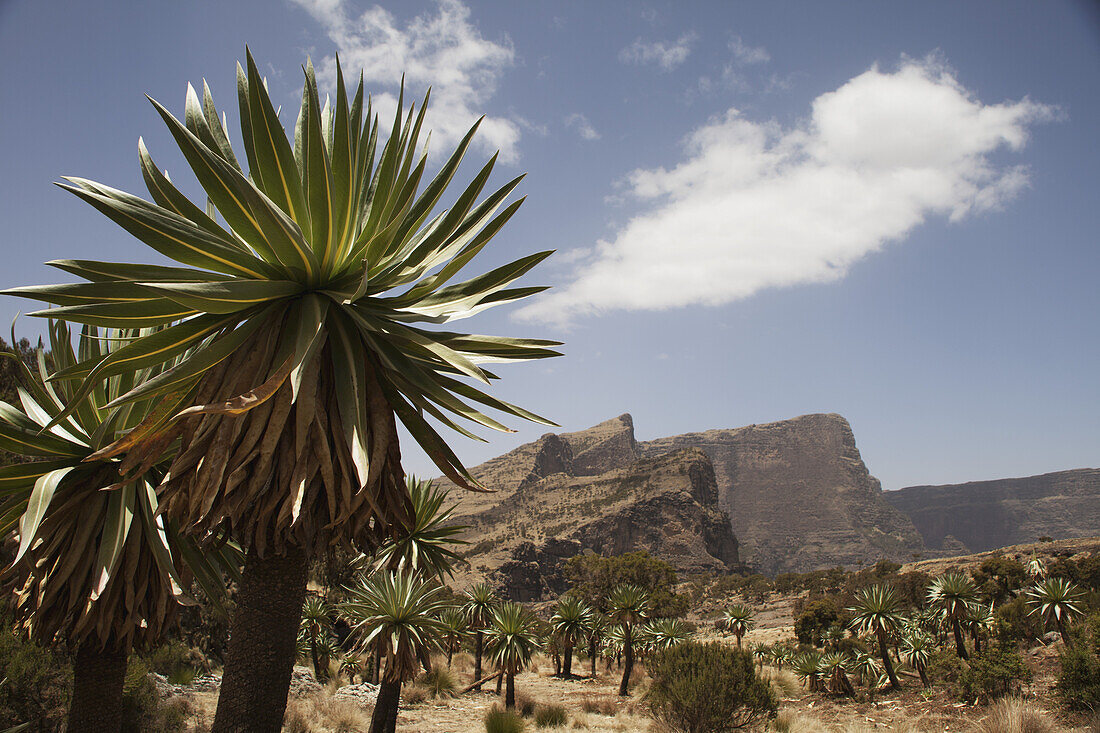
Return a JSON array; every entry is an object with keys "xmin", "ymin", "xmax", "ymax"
[
  {"xmin": 5, "ymin": 50, "xmax": 560, "ymax": 554},
  {"xmin": 0, "ymin": 321, "xmax": 238, "ymax": 649}
]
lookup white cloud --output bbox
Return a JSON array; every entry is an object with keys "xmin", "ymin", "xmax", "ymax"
[
  {"xmin": 516, "ymin": 58, "xmax": 1055, "ymax": 326},
  {"xmin": 291, "ymin": 0, "xmax": 521, "ymax": 163},
  {"xmin": 729, "ymin": 36, "xmax": 770, "ymax": 65},
  {"xmin": 619, "ymin": 33, "xmax": 697, "ymax": 71},
  {"xmin": 564, "ymin": 113, "xmax": 600, "ymax": 141}
]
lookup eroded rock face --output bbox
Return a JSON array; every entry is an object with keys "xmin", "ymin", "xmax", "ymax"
[
  {"xmin": 885, "ymin": 469, "xmax": 1100, "ymax": 553},
  {"xmin": 451, "ymin": 430, "xmax": 740, "ymax": 600},
  {"xmin": 640, "ymin": 413, "xmax": 926, "ymax": 575}
]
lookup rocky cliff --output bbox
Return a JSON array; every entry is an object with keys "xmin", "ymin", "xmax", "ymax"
[
  {"xmin": 640, "ymin": 413, "xmax": 926, "ymax": 575},
  {"xmin": 446, "ymin": 417, "xmax": 739, "ymax": 600},
  {"xmin": 885, "ymin": 469, "xmax": 1100, "ymax": 553}
]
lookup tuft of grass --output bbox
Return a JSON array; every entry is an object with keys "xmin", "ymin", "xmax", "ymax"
[
  {"xmin": 579, "ymin": 695, "xmax": 617, "ymax": 716},
  {"xmin": 515, "ymin": 692, "xmax": 538, "ymax": 718},
  {"xmin": 485, "ymin": 705, "xmax": 526, "ymax": 733},
  {"xmin": 968, "ymin": 697, "xmax": 1058, "ymax": 733},
  {"xmin": 402, "ymin": 684, "xmax": 429, "ymax": 706},
  {"xmin": 418, "ymin": 665, "xmax": 458, "ymax": 698},
  {"xmin": 534, "ymin": 703, "xmax": 568, "ymax": 728}
]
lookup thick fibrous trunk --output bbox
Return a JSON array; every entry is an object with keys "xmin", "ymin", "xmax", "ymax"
[
  {"xmin": 505, "ymin": 672, "xmax": 515, "ymax": 709},
  {"xmin": 619, "ymin": 627, "xmax": 633, "ymax": 696},
  {"xmin": 951, "ymin": 618, "xmax": 969, "ymax": 660},
  {"xmin": 68, "ymin": 641, "xmax": 129, "ymax": 733},
  {"xmin": 211, "ymin": 545, "xmax": 310, "ymax": 733},
  {"xmin": 370, "ymin": 679, "xmax": 402, "ymax": 733},
  {"xmin": 590, "ymin": 638, "xmax": 598, "ymax": 677},
  {"xmin": 563, "ymin": 643, "xmax": 573, "ymax": 677},
  {"xmin": 877, "ymin": 629, "xmax": 901, "ymax": 690},
  {"xmin": 473, "ymin": 631, "xmax": 484, "ymax": 689}
]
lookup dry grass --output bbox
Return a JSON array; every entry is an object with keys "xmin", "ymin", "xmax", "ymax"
[
  {"xmin": 968, "ymin": 697, "xmax": 1061, "ymax": 733},
  {"xmin": 769, "ymin": 708, "xmax": 949, "ymax": 733},
  {"xmin": 282, "ymin": 689, "xmax": 371, "ymax": 733},
  {"xmin": 579, "ymin": 695, "xmax": 618, "ymax": 716},
  {"xmin": 761, "ymin": 666, "xmax": 801, "ymax": 698}
]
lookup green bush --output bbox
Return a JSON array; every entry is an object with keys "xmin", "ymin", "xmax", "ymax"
[
  {"xmin": 484, "ymin": 706, "xmax": 526, "ymax": 733},
  {"xmin": 994, "ymin": 597, "xmax": 1044, "ymax": 644},
  {"xmin": 119, "ymin": 658, "xmax": 191, "ymax": 733},
  {"xmin": 793, "ymin": 599, "xmax": 840, "ymax": 647},
  {"xmin": 563, "ymin": 551, "xmax": 689, "ymax": 618},
  {"xmin": 533, "ymin": 704, "xmax": 567, "ymax": 728},
  {"xmin": 0, "ymin": 603, "xmax": 70, "ymax": 732},
  {"xmin": 926, "ymin": 648, "xmax": 964, "ymax": 688},
  {"xmin": 955, "ymin": 644, "xmax": 1032, "ymax": 702},
  {"xmin": 1056, "ymin": 642, "xmax": 1100, "ymax": 711},
  {"xmin": 644, "ymin": 641, "xmax": 776, "ymax": 733}
]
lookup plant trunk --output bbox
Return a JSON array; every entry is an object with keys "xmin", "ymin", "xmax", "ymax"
[
  {"xmin": 68, "ymin": 640, "xmax": 129, "ymax": 733},
  {"xmin": 211, "ymin": 545, "xmax": 310, "ymax": 733},
  {"xmin": 371, "ymin": 646, "xmax": 382, "ymax": 684},
  {"xmin": 736, "ymin": 632, "xmax": 743, "ymax": 650},
  {"xmin": 447, "ymin": 645, "xmax": 453, "ymax": 668},
  {"xmin": 951, "ymin": 618, "xmax": 969, "ymax": 660},
  {"xmin": 310, "ymin": 627, "xmax": 323, "ymax": 682},
  {"xmin": 590, "ymin": 638, "xmax": 598, "ymax": 677},
  {"xmin": 369, "ymin": 679, "xmax": 401, "ymax": 733},
  {"xmin": 619, "ymin": 626, "xmax": 633, "ymax": 696},
  {"xmin": 917, "ymin": 661, "xmax": 929, "ymax": 687},
  {"xmin": 563, "ymin": 644, "xmax": 572, "ymax": 677},
  {"xmin": 496, "ymin": 667, "xmax": 504, "ymax": 694},
  {"xmin": 505, "ymin": 672, "xmax": 515, "ymax": 709},
  {"xmin": 973, "ymin": 628, "xmax": 982, "ymax": 654},
  {"xmin": 1057, "ymin": 618, "xmax": 1070, "ymax": 644},
  {"xmin": 473, "ymin": 631, "xmax": 484, "ymax": 689},
  {"xmin": 876, "ymin": 629, "xmax": 900, "ymax": 690}
]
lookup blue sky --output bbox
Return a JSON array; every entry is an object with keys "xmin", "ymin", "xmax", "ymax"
[{"xmin": 1, "ymin": 0, "xmax": 1098, "ymax": 490}]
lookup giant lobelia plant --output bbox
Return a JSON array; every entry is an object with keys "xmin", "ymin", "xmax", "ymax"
[
  {"xmin": 0, "ymin": 321, "xmax": 239, "ymax": 733},
  {"xmin": 6, "ymin": 50, "xmax": 559, "ymax": 731}
]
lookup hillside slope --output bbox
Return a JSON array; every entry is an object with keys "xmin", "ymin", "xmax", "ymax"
[{"xmin": 886, "ymin": 468, "xmax": 1100, "ymax": 553}]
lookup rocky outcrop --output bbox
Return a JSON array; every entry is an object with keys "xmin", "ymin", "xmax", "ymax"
[
  {"xmin": 640, "ymin": 413, "xmax": 926, "ymax": 575},
  {"xmin": 885, "ymin": 469, "xmax": 1100, "ymax": 553},
  {"xmin": 451, "ymin": 432, "xmax": 740, "ymax": 600}
]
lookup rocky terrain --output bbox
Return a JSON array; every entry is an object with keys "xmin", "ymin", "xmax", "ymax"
[
  {"xmin": 446, "ymin": 412, "xmax": 928, "ymax": 590},
  {"xmin": 886, "ymin": 468, "xmax": 1100, "ymax": 553},
  {"xmin": 640, "ymin": 413, "xmax": 925, "ymax": 575},
  {"xmin": 444, "ymin": 412, "xmax": 1100, "ymax": 591},
  {"xmin": 446, "ymin": 415, "xmax": 740, "ymax": 599}
]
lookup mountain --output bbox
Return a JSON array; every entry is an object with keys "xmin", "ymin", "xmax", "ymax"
[
  {"xmin": 447, "ymin": 415, "xmax": 740, "ymax": 600},
  {"xmin": 885, "ymin": 468, "xmax": 1100, "ymax": 553},
  {"xmin": 445, "ymin": 412, "xmax": 930, "ymax": 591},
  {"xmin": 640, "ymin": 413, "xmax": 926, "ymax": 575}
]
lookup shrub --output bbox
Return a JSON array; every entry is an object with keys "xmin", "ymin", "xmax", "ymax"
[
  {"xmin": 926, "ymin": 648, "xmax": 964, "ymax": 688},
  {"xmin": 994, "ymin": 597, "xmax": 1044, "ymax": 644},
  {"xmin": 644, "ymin": 641, "xmax": 776, "ymax": 733},
  {"xmin": 485, "ymin": 706, "xmax": 526, "ymax": 733},
  {"xmin": 119, "ymin": 658, "xmax": 191, "ymax": 733},
  {"xmin": 1056, "ymin": 642, "xmax": 1100, "ymax": 711},
  {"xmin": 955, "ymin": 644, "xmax": 1032, "ymax": 702},
  {"xmin": 793, "ymin": 599, "xmax": 840, "ymax": 647},
  {"xmin": 0, "ymin": 607, "xmax": 70, "ymax": 732},
  {"xmin": 968, "ymin": 696, "xmax": 1057, "ymax": 733},
  {"xmin": 534, "ymin": 704, "xmax": 568, "ymax": 728}
]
